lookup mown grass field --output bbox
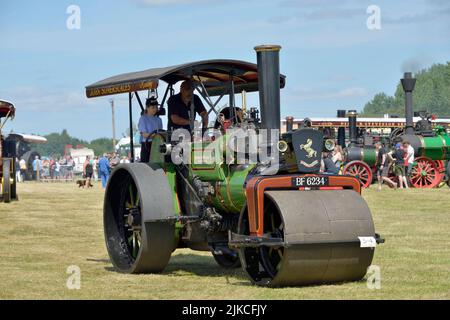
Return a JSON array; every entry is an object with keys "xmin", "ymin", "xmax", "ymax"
[{"xmin": 0, "ymin": 181, "xmax": 449, "ymax": 299}]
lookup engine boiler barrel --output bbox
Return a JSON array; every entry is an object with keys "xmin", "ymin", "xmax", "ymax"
[
  {"xmin": 402, "ymin": 134, "xmax": 450, "ymax": 160},
  {"xmin": 345, "ymin": 147, "xmax": 378, "ymax": 166}
]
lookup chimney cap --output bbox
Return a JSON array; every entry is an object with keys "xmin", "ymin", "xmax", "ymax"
[
  {"xmin": 401, "ymin": 72, "xmax": 416, "ymax": 92},
  {"xmin": 254, "ymin": 45, "xmax": 282, "ymax": 52},
  {"xmin": 347, "ymin": 110, "xmax": 358, "ymax": 117}
]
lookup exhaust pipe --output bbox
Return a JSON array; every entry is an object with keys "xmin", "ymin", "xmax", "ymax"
[
  {"xmin": 401, "ymin": 72, "xmax": 416, "ymax": 135},
  {"xmin": 337, "ymin": 109, "xmax": 346, "ymax": 147},
  {"xmin": 348, "ymin": 110, "xmax": 358, "ymax": 146},
  {"xmin": 255, "ymin": 45, "xmax": 281, "ymax": 132}
]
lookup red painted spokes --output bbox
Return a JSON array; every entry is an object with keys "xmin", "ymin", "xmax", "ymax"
[
  {"xmin": 343, "ymin": 161, "xmax": 373, "ymax": 188},
  {"xmin": 410, "ymin": 157, "xmax": 443, "ymax": 188}
]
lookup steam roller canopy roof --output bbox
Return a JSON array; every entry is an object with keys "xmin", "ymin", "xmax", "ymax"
[
  {"xmin": 85, "ymin": 59, "xmax": 286, "ymax": 98},
  {"xmin": 0, "ymin": 100, "xmax": 15, "ymax": 118}
]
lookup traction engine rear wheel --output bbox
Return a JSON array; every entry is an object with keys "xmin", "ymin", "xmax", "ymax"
[
  {"xmin": 343, "ymin": 161, "xmax": 373, "ymax": 188},
  {"xmin": 104, "ymin": 164, "xmax": 175, "ymax": 273},
  {"xmin": 433, "ymin": 160, "xmax": 447, "ymax": 188},
  {"xmin": 409, "ymin": 157, "xmax": 442, "ymax": 189}
]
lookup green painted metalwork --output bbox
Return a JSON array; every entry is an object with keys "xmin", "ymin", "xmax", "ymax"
[
  {"xmin": 149, "ymin": 134, "xmax": 181, "ymax": 241},
  {"xmin": 208, "ymin": 164, "xmax": 255, "ymax": 214},
  {"xmin": 149, "ymin": 134, "xmax": 168, "ymax": 168},
  {"xmin": 421, "ymin": 134, "xmax": 450, "ymax": 160},
  {"xmin": 362, "ymin": 148, "xmax": 377, "ymax": 166},
  {"xmin": 191, "ymin": 139, "xmax": 226, "ymax": 181}
]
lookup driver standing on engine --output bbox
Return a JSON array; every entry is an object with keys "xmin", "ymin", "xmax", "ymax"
[{"xmin": 167, "ymin": 80, "xmax": 208, "ymax": 133}]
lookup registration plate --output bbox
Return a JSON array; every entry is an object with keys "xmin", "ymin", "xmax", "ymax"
[{"xmin": 291, "ymin": 176, "xmax": 329, "ymax": 187}]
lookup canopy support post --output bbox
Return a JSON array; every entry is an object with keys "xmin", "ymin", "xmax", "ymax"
[
  {"xmin": 160, "ymin": 84, "xmax": 171, "ymax": 108},
  {"xmin": 229, "ymin": 72, "xmax": 236, "ymax": 124},
  {"xmin": 134, "ymin": 91, "xmax": 144, "ymax": 113},
  {"xmin": 129, "ymin": 92, "xmax": 135, "ymax": 163},
  {"xmin": 189, "ymin": 76, "xmax": 195, "ymax": 132}
]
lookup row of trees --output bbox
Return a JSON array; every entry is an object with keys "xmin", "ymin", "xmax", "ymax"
[
  {"xmin": 361, "ymin": 62, "xmax": 450, "ymax": 117},
  {"xmin": 32, "ymin": 129, "xmax": 114, "ymax": 157},
  {"xmin": 30, "ymin": 121, "xmax": 138, "ymax": 157}
]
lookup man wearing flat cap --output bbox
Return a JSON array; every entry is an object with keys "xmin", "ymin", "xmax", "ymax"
[{"xmin": 167, "ymin": 80, "xmax": 208, "ymax": 133}]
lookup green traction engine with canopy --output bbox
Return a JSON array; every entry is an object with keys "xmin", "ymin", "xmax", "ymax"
[
  {"xmin": 86, "ymin": 45, "xmax": 383, "ymax": 287},
  {"xmin": 0, "ymin": 100, "xmax": 18, "ymax": 203}
]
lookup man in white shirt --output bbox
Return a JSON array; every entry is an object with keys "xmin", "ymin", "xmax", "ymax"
[
  {"xmin": 403, "ymin": 140, "xmax": 415, "ymax": 178},
  {"xmin": 19, "ymin": 157, "xmax": 27, "ymax": 182}
]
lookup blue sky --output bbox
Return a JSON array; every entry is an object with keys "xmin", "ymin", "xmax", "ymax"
[{"xmin": 1, "ymin": 0, "xmax": 449, "ymax": 141}]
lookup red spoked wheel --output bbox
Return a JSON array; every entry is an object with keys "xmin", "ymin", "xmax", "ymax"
[
  {"xmin": 410, "ymin": 157, "xmax": 443, "ymax": 189},
  {"xmin": 433, "ymin": 161, "xmax": 447, "ymax": 188},
  {"xmin": 343, "ymin": 160, "xmax": 373, "ymax": 188},
  {"xmin": 387, "ymin": 163, "xmax": 399, "ymax": 186}
]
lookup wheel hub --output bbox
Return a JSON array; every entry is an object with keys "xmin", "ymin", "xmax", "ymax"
[{"xmin": 127, "ymin": 207, "xmax": 141, "ymax": 229}]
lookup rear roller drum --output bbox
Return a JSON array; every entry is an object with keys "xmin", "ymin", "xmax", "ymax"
[
  {"xmin": 238, "ymin": 190, "xmax": 376, "ymax": 287},
  {"xmin": 104, "ymin": 163, "xmax": 175, "ymax": 273}
]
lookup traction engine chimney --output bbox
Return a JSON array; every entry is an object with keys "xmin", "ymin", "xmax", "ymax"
[{"xmin": 401, "ymin": 72, "xmax": 416, "ymax": 135}]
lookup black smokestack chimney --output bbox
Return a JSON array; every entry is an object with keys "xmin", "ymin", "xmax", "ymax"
[
  {"xmin": 337, "ymin": 109, "xmax": 346, "ymax": 147},
  {"xmin": 401, "ymin": 72, "xmax": 416, "ymax": 135},
  {"xmin": 255, "ymin": 45, "xmax": 281, "ymax": 132},
  {"xmin": 348, "ymin": 110, "xmax": 358, "ymax": 146}
]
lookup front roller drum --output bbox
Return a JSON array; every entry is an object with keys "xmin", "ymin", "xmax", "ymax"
[
  {"xmin": 238, "ymin": 190, "xmax": 376, "ymax": 287},
  {"xmin": 104, "ymin": 163, "xmax": 176, "ymax": 273}
]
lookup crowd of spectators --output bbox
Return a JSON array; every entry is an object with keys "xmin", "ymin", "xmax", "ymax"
[
  {"xmin": 15, "ymin": 152, "xmax": 132, "ymax": 189},
  {"xmin": 320, "ymin": 141, "xmax": 415, "ymax": 190}
]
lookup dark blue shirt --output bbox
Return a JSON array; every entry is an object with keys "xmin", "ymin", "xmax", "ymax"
[{"xmin": 167, "ymin": 93, "xmax": 206, "ymax": 131}]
